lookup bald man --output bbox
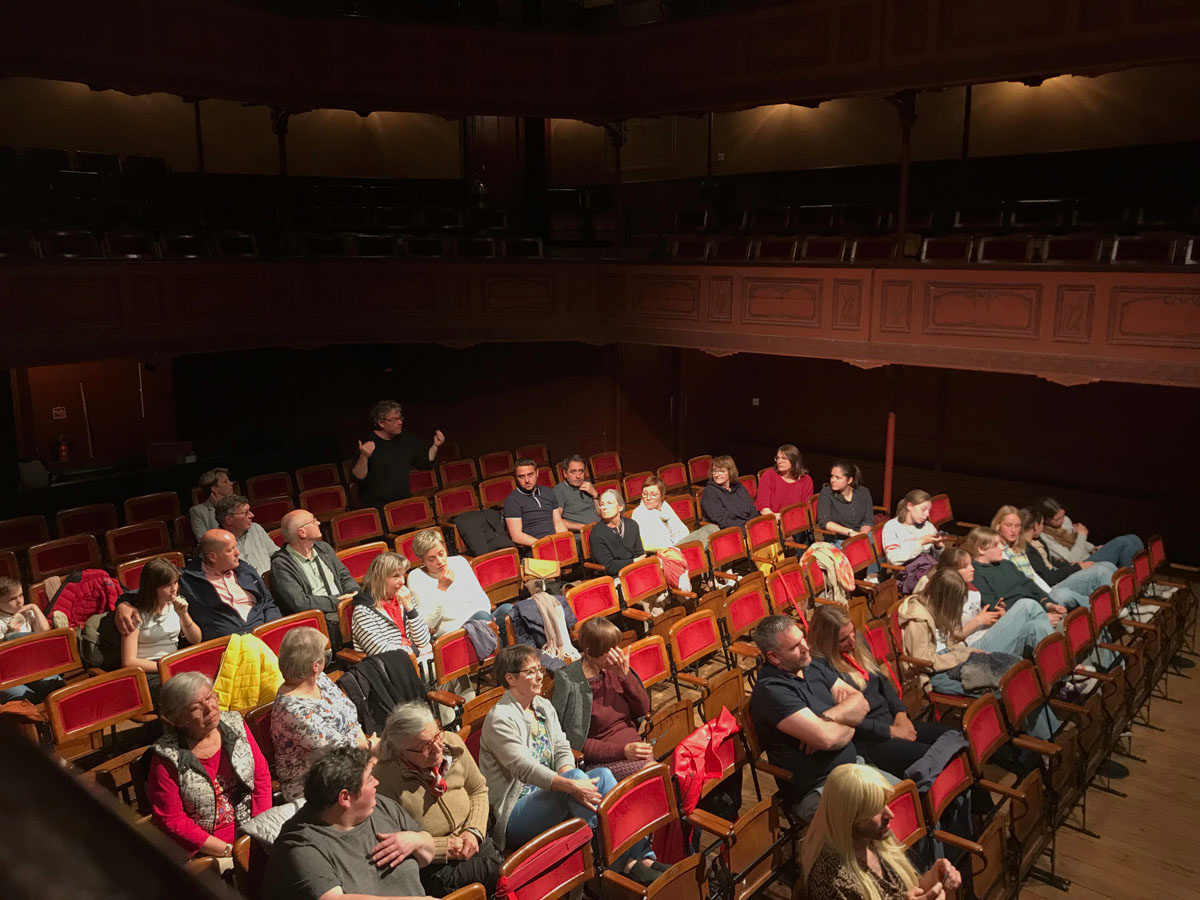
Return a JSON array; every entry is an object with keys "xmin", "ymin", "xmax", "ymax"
[
  {"xmin": 268, "ymin": 509, "xmax": 359, "ymax": 644},
  {"xmin": 114, "ymin": 528, "xmax": 278, "ymax": 642}
]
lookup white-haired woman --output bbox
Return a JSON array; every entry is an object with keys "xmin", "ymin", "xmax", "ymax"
[
  {"xmin": 406, "ymin": 528, "xmax": 500, "ymax": 635},
  {"xmin": 147, "ymin": 672, "xmax": 273, "ymax": 859},
  {"xmin": 374, "ymin": 701, "xmax": 501, "ymax": 896},
  {"xmin": 590, "ymin": 489, "xmax": 645, "ymax": 577},
  {"xmin": 351, "ymin": 551, "xmax": 431, "ymax": 659},
  {"xmin": 803, "ymin": 763, "xmax": 961, "ymax": 900},
  {"xmin": 271, "ymin": 627, "xmax": 375, "ymax": 801}
]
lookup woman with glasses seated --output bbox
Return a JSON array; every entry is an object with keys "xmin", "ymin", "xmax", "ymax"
[
  {"xmin": 480, "ymin": 644, "xmax": 662, "ymax": 882},
  {"xmin": 374, "ymin": 701, "xmax": 502, "ymax": 897}
]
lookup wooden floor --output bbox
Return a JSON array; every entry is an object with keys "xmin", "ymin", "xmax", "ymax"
[
  {"xmin": 1022, "ymin": 656, "xmax": 1200, "ymax": 900},
  {"xmin": 706, "ymin": 647, "xmax": 1200, "ymax": 900}
]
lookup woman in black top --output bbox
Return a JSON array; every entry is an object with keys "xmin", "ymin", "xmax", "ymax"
[
  {"xmin": 699, "ymin": 454, "xmax": 758, "ymax": 530},
  {"xmin": 590, "ymin": 489, "xmax": 645, "ymax": 577},
  {"xmin": 807, "ymin": 604, "xmax": 949, "ymax": 778},
  {"xmin": 815, "ymin": 459, "xmax": 875, "ymax": 541}
]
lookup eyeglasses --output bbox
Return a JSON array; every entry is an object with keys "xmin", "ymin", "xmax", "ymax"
[
  {"xmin": 405, "ymin": 729, "xmax": 445, "ymax": 755},
  {"xmin": 381, "ymin": 415, "xmax": 403, "ymax": 423},
  {"xmin": 299, "ymin": 518, "xmax": 320, "ymax": 529},
  {"xmin": 233, "ymin": 508, "xmax": 254, "ymax": 517},
  {"xmin": 518, "ymin": 665, "xmax": 546, "ymax": 678}
]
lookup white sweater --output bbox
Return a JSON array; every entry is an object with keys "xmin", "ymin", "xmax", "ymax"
[
  {"xmin": 631, "ymin": 502, "xmax": 688, "ymax": 551},
  {"xmin": 881, "ymin": 518, "xmax": 938, "ymax": 566},
  {"xmin": 407, "ymin": 555, "xmax": 493, "ymax": 637}
]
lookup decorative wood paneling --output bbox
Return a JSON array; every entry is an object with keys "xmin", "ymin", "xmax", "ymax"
[
  {"xmin": 1108, "ymin": 286, "xmax": 1200, "ymax": 347},
  {"xmin": 710, "ymin": 276, "xmax": 733, "ymax": 323},
  {"xmin": 10, "ymin": 277, "xmax": 121, "ymax": 330},
  {"xmin": 602, "ymin": 273, "xmax": 626, "ymax": 322},
  {"xmin": 880, "ymin": 280, "xmax": 913, "ymax": 333},
  {"xmin": 482, "ymin": 275, "xmax": 555, "ymax": 313},
  {"xmin": 1053, "ymin": 285, "xmax": 1095, "ymax": 343},
  {"xmin": 439, "ymin": 272, "xmax": 471, "ymax": 316},
  {"xmin": 343, "ymin": 272, "xmax": 434, "ymax": 315},
  {"xmin": 923, "ymin": 282, "xmax": 1041, "ymax": 338},
  {"xmin": 743, "ymin": 278, "xmax": 822, "ymax": 327},
  {"xmin": 633, "ymin": 276, "xmax": 700, "ymax": 320},
  {"xmin": 832, "ymin": 279, "xmax": 864, "ymax": 330},
  {"xmin": 175, "ymin": 273, "xmax": 261, "ymax": 320}
]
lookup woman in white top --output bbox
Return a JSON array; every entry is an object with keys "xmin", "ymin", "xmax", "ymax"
[
  {"xmin": 914, "ymin": 548, "xmax": 1000, "ymax": 647},
  {"xmin": 881, "ymin": 489, "xmax": 944, "ymax": 592},
  {"xmin": 121, "ymin": 557, "xmax": 201, "ymax": 698},
  {"xmin": 406, "ymin": 528, "xmax": 500, "ymax": 635},
  {"xmin": 630, "ymin": 475, "xmax": 717, "ymax": 551}
]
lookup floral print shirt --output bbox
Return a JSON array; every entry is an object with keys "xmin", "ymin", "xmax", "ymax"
[{"xmin": 271, "ymin": 672, "xmax": 365, "ymax": 800}]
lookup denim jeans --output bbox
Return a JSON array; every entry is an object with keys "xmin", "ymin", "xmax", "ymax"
[
  {"xmin": 506, "ymin": 767, "xmax": 617, "ymax": 849},
  {"xmin": 971, "ymin": 597, "xmax": 1055, "ymax": 657},
  {"xmin": 1087, "ymin": 534, "xmax": 1144, "ymax": 570},
  {"xmin": 0, "ymin": 674, "xmax": 64, "ymax": 704},
  {"xmin": 1049, "ymin": 561, "xmax": 1116, "ymax": 609}
]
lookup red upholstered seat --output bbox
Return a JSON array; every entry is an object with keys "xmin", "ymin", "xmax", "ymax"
[
  {"xmin": 250, "ymin": 496, "xmax": 294, "ymax": 531},
  {"xmin": 124, "ymin": 491, "xmax": 181, "ymax": 526},
  {"xmin": 295, "ymin": 463, "xmax": 341, "ymax": 493},
  {"xmin": 0, "ymin": 627, "xmax": 83, "ymax": 692},
  {"xmin": 479, "ymin": 451, "xmax": 515, "ymax": 479},
  {"xmin": 621, "ymin": 471, "xmax": 652, "ymax": 501},
  {"xmin": 300, "ymin": 486, "xmax": 348, "ymax": 520},
  {"xmin": 105, "ymin": 521, "xmax": 170, "ymax": 564},
  {"xmin": 471, "ymin": 548, "xmax": 521, "ymax": 609},
  {"xmin": 408, "ymin": 467, "xmax": 439, "ymax": 497},
  {"xmin": 656, "ymin": 462, "xmax": 688, "ymax": 495},
  {"xmin": 46, "ymin": 667, "xmax": 154, "ymax": 754},
  {"xmin": 589, "ymin": 451, "xmax": 622, "ymax": 481},
  {"xmin": 252, "ymin": 610, "xmax": 329, "ymax": 655},
  {"xmin": 516, "ymin": 444, "xmax": 549, "ymax": 467},
  {"xmin": 434, "ymin": 486, "xmax": 479, "ymax": 521},
  {"xmin": 0, "ymin": 515, "xmax": 49, "ymax": 553},
  {"xmin": 116, "ymin": 552, "xmax": 185, "ymax": 590},
  {"xmin": 439, "ymin": 459, "xmax": 478, "ymax": 488},
  {"xmin": 479, "ymin": 476, "xmax": 517, "ymax": 510},
  {"xmin": 158, "ymin": 635, "xmax": 232, "ymax": 683},
  {"xmin": 337, "ymin": 541, "xmax": 389, "ymax": 582},
  {"xmin": 56, "ymin": 503, "xmax": 118, "ymax": 539},
  {"xmin": 383, "ymin": 497, "xmax": 436, "ymax": 534},
  {"xmin": 330, "ymin": 508, "xmax": 384, "ymax": 548},
  {"xmin": 498, "ymin": 818, "xmax": 595, "ymax": 900},
  {"xmin": 246, "ymin": 472, "xmax": 294, "ymax": 502},
  {"xmin": 29, "ymin": 534, "xmax": 101, "ymax": 580}
]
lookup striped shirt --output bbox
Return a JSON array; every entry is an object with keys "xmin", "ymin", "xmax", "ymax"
[
  {"xmin": 1002, "ymin": 545, "xmax": 1054, "ymax": 595},
  {"xmin": 351, "ymin": 589, "xmax": 431, "ymax": 657}
]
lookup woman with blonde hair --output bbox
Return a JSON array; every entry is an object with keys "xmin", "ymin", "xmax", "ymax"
[
  {"xmin": 803, "ymin": 763, "xmax": 960, "ymax": 900},
  {"xmin": 807, "ymin": 606, "xmax": 949, "ymax": 778},
  {"xmin": 351, "ymin": 551, "xmax": 431, "ymax": 658},
  {"xmin": 406, "ymin": 527, "xmax": 498, "ymax": 635},
  {"xmin": 699, "ymin": 454, "xmax": 758, "ymax": 530}
]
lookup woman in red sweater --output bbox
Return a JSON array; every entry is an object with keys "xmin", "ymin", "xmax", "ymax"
[{"xmin": 756, "ymin": 443, "xmax": 814, "ymax": 517}]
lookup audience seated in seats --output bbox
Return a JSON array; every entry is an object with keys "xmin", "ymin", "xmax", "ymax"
[
  {"xmin": 552, "ymin": 618, "xmax": 654, "ymax": 780},
  {"xmin": 374, "ymin": 701, "xmax": 503, "ymax": 897},
  {"xmin": 120, "ymin": 557, "xmax": 201, "ymax": 702},
  {"xmin": 0, "ymin": 576, "xmax": 61, "ymax": 703},
  {"xmin": 898, "ymin": 569, "xmax": 1059, "ymax": 739},
  {"xmin": 272, "ymin": 627, "xmax": 375, "ymax": 802},
  {"xmin": 216, "ymin": 493, "xmax": 277, "ymax": 575},
  {"xmin": 116, "ymin": 529, "xmax": 280, "ymax": 642},
  {"xmin": 351, "ymin": 400, "xmax": 445, "ymax": 508},
  {"xmin": 351, "ymin": 552, "xmax": 431, "ymax": 660},
  {"xmin": 749, "ymin": 614, "xmax": 897, "ymax": 824},
  {"xmin": 700, "ymin": 454, "xmax": 759, "ymax": 530},
  {"xmin": 881, "ymin": 489, "xmax": 944, "ymax": 593},
  {"xmin": 189, "ymin": 467, "xmax": 234, "ymax": 543},
  {"xmin": 633, "ymin": 474, "xmax": 718, "ymax": 551},
  {"xmin": 590, "ymin": 489, "xmax": 645, "ymax": 577},
  {"xmin": 264, "ymin": 746, "xmax": 434, "ymax": 900},
  {"xmin": 552, "ymin": 454, "xmax": 601, "ymax": 534},
  {"xmin": 992, "ymin": 508, "xmax": 1088, "ymax": 612},
  {"xmin": 1017, "ymin": 506, "xmax": 1115, "ymax": 608},
  {"xmin": 964, "ymin": 526, "xmax": 1067, "ymax": 627},
  {"xmin": 480, "ymin": 644, "xmax": 661, "ymax": 880},
  {"xmin": 504, "ymin": 458, "xmax": 567, "ymax": 551},
  {"xmin": 803, "ymin": 763, "xmax": 962, "ymax": 900},
  {"xmin": 269, "ymin": 509, "xmax": 360, "ymax": 644},
  {"xmin": 1036, "ymin": 496, "xmax": 1144, "ymax": 569},
  {"xmin": 756, "ymin": 443, "xmax": 815, "ymax": 516},
  {"xmin": 148, "ymin": 672, "xmax": 273, "ymax": 861},
  {"xmin": 817, "ymin": 460, "xmax": 876, "ymax": 542},
  {"xmin": 807, "ymin": 605, "xmax": 950, "ymax": 779},
  {"xmin": 406, "ymin": 528, "xmax": 501, "ymax": 635}
]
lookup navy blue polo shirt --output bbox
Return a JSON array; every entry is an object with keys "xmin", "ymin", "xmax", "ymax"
[
  {"xmin": 502, "ymin": 486, "xmax": 560, "ymax": 539},
  {"xmin": 750, "ymin": 661, "xmax": 857, "ymax": 794}
]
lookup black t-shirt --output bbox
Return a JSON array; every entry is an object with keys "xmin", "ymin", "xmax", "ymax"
[
  {"xmin": 356, "ymin": 430, "xmax": 431, "ymax": 505},
  {"xmin": 502, "ymin": 486, "xmax": 560, "ymax": 540},
  {"xmin": 750, "ymin": 661, "xmax": 857, "ymax": 794}
]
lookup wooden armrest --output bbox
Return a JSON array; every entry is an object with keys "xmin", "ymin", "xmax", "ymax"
[
  {"xmin": 601, "ymin": 869, "xmax": 649, "ymax": 898},
  {"xmin": 572, "ymin": 748, "xmax": 584, "ymax": 764},
  {"xmin": 676, "ymin": 672, "xmax": 709, "ymax": 688},
  {"xmin": 1077, "ymin": 666, "xmax": 1115, "ymax": 682},
  {"xmin": 1048, "ymin": 698, "xmax": 1090, "ymax": 719},
  {"xmin": 872, "ymin": 505, "xmax": 888, "ymax": 514},
  {"xmin": 753, "ymin": 760, "xmax": 794, "ymax": 781},
  {"xmin": 668, "ymin": 587, "xmax": 698, "ymax": 600},
  {"xmin": 880, "ymin": 562, "xmax": 905, "ymax": 574},
  {"xmin": 584, "ymin": 562, "xmax": 605, "ymax": 572},
  {"xmin": 813, "ymin": 527, "xmax": 841, "ymax": 540},
  {"xmin": 1122, "ymin": 619, "xmax": 1159, "ymax": 632},
  {"xmin": 1098, "ymin": 642, "xmax": 1137, "ymax": 657},
  {"xmin": 750, "ymin": 551, "xmax": 778, "ymax": 567},
  {"xmin": 688, "ymin": 808, "xmax": 735, "ymax": 840},
  {"xmin": 956, "ymin": 520, "xmax": 983, "ymax": 530},
  {"xmin": 1168, "ymin": 562, "xmax": 1199, "ymax": 573},
  {"xmin": 714, "ymin": 569, "xmax": 740, "ymax": 582},
  {"xmin": 933, "ymin": 829, "xmax": 985, "ymax": 858},
  {"xmin": 620, "ymin": 607, "xmax": 653, "ymax": 622},
  {"xmin": 978, "ymin": 778, "xmax": 1026, "ymax": 802},
  {"xmin": 1013, "ymin": 735, "xmax": 1061, "ymax": 756},
  {"xmin": 729, "ymin": 641, "xmax": 761, "ymax": 658},
  {"xmin": 337, "ymin": 649, "xmax": 366, "ymax": 665},
  {"xmin": 1136, "ymin": 598, "xmax": 1170, "ymax": 608},
  {"xmin": 853, "ymin": 580, "xmax": 879, "ymax": 592},
  {"xmin": 427, "ymin": 690, "xmax": 465, "ymax": 707},
  {"xmin": 929, "ymin": 692, "xmax": 971, "ymax": 709},
  {"xmin": 783, "ymin": 540, "xmax": 809, "ymax": 551}
]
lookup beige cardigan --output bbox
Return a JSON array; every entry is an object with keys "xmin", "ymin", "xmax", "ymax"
[
  {"xmin": 897, "ymin": 595, "xmax": 971, "ymax": 690},
  {"xmin": 373, "ymin": 732, "xmax": 490, "ymax": 863}
]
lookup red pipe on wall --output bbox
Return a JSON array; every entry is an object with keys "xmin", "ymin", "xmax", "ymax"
[{"xmin": 883, "ymin": 411, "xmax": 896, "ymax": 510}]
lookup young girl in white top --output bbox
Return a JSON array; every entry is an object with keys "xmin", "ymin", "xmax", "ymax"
[
  {"xmin": 881, "ymin": 489, "xmax": 944, "ymax": 592},
  {"xmin": 0, "ymin": 577, "xmax": 50, "ymax": 640},
  {"xmin": 121, "ymin": 558, "xmax": 201, "ymax": 693}
]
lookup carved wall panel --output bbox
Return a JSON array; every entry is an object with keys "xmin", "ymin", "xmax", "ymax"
[
  {"xmin": 743, "ymin": 278, "xmax": 822, "ymax": 327},
  {"xmin": 710, "ymin": 277, "xmax": 733, "ymax": 323},
  {"xmin": 482, "ymin": 275, "xmax": 556, "ymax": 313},
  {"xmin": 1108, "ymin": 286, "xmax": 1200, "ymax": 347},
  {"xmin": 832, "ymin": 279, "xmax": 864, "ymax": 331},
  {"xmin": 1053, "ymin": 286, "xmax": 1095, "ymax": 343},
  {"xmin": 879, "ymin": 280, "xmax": 913, "ymax": 333},
  {"xmin": 342, "ymin": 272, "xmax": 434, "ymax": 315},
  {"xmin": 633, "ymin": 276, "xmax": 700, "ymax": 320},
  {"xmin": 923, "ymin": 282, "xmax": 1041, "ymax": 338},
  {"xmin": 176, "ymin": 273, "xmax": 263, "ymax": 320},
  {"xmin": 602, "ymin": 274, "xmax": 626, "ymax": 322},
  {"xmin": 9, "ymin": 276, "xmax": 121, "ymax": 330}
]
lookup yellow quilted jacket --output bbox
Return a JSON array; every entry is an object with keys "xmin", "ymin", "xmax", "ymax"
[{"xmin": 213, "ymin": 633, "xmax": 283, "ymax": 712}]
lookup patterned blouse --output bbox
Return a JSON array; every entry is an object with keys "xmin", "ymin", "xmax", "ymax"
[
  {"xmin": 517, "ymin": 709, "xmax": 555, "ymax": 800},
  {"xmin": 806, "ymin": 846, "xmax": 908, "ymax": 900},
  {"xmin": 271, "ymin": 672, "xmax": 366, "ymax": 801}
]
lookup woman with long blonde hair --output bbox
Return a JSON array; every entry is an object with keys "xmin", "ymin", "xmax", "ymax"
[
  {"xmin": 807, "ymin": 606, "xmax": 950, "ymax": 778},
  {"xmin": 803, "ymin": 763, "xmax": 960, "ymax": 900},
  {"xmin": 351, "ymin": 551, "xmax": 431, "ymax": 658}
]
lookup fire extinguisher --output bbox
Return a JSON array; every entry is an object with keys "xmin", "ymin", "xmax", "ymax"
[{"xmin": 56, "ymin": 434, "xmax": 70, "ymax": 462}]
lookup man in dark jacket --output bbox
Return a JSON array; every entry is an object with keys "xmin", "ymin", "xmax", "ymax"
[
  {"xmin": 270, "ymin": 508, "xmax": 360, "ymax": 644},
  {"xmin": 114, "ymin": 529, "xmax": 280, "ymax": 642}
]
